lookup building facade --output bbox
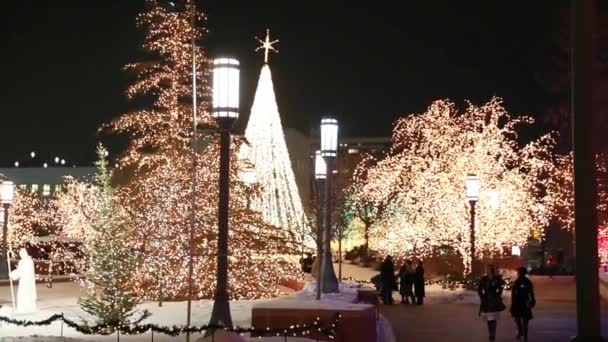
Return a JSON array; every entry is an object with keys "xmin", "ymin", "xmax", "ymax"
[{"xmin": 0, "ymin": 167, "xmax": 96, "ymax": 196}]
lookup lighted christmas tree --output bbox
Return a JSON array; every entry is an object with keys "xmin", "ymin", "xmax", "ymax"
[
  {"xmin": 105, "ymin": 0, "xmax": 300, "ymax": 300},
  {"xmin": 78, "ymin": 145, "xmax": 149, "ymax": 329},
  {"xmin": 244, "ymin": 30, "xmax": 311, "ymax": 247}
]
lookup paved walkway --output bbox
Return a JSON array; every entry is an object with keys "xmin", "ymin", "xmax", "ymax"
[
  {"xmin": 337, "ymin": 263, "xmax": 608, "ymax": 341},
  {"xmin": 379, "ymin": 276, "xmax": 607, "ymax": 341}
]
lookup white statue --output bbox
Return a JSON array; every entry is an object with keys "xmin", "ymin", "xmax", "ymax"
[{"xmin": 10, "ymin": 248, "xmax": 37, "ymax": 313}]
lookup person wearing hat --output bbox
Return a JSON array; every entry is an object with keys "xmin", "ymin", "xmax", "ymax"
[{"xmin": 510, "ymin": 267, "xmax": 536, "ymax": 341}]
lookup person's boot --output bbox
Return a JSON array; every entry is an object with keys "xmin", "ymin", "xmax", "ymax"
[
  {"xmin": 515, "ymin": 318, "xmax": 522, "ymax": 339},
  {"xmin": 522, "ymin": 319, "xmax": 529, "ymax": 341},
  {"xmin": 488, "ymin": 321, "xmax": 497, "ymax": 341}
]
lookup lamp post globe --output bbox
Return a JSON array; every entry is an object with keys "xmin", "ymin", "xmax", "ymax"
[
  {"xmin": 319, "ymin": 117, "xmax": 340, "ymax": 294},
  {"xmin": 0, "ymin": 181, "xmax": 15, "ymax": 279},
  {"xmin": 212, "ymin": 58, "xmax": 240, "ymax": 125},
  {"xmin": 207, "ymin": 57, "xmax": 240, "ymax": 332}
]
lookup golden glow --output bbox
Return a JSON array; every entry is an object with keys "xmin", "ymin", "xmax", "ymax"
[{"xmin": 352, "ymin": 98, "xmax": 561, "ymax": 273}]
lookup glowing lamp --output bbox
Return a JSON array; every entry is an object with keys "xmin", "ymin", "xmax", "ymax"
[
  {"xmin": 511, "ymin": 246, "xmax": 521, "ymax": 256},
  {"xmin": 320, "ymin": 117, "xmax": 338, "ymax": 158},
  {"xmin": 0, "ymin": 181, "xmax": 15, "ymax": 204},
  {"xmin": 54, "ymin": 156, "xmax": 60, "ymax": 163},
  {"xmin": 14, "ymin": 161, "xmax": 19, "ymax": 167},
  {"xmin": 314, "ymin": 151, "xmax": 327, "ymax": 180},
  {"xmin": 465, "ymin": 174, "xmax": 479, "ymax": 202},
  {"xmin": 61, "ymin": 159, "xmax": 66, "ymax": 165},
  {"xmin": 30, "ymin": 151, "xmax": 36, "ymax": 158},
  {"xmin": 241, "ymin": 167, "xmax": 256, "ymax": 185},
  {"xmin": 212, "ymin": 58, "xmax": 240, "ymax": 120}
]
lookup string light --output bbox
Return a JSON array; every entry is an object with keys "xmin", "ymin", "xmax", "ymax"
[
  {"xmin": 102, "ymin": 0, "xmax": 302, "ymax": 299},
  {"xmin": 243, "ymin": 63, "xmax": 312, "ymax": 248},
  {"xmin": 352, "ymin": 98, "xmax": 562, "ymax": 273}
]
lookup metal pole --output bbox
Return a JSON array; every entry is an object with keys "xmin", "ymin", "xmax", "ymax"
[
  {"xmin": 469, "ymin": 200, "xmax": 476, "ymax": 280},
  {"xmin": 571, "ymin": 0, "xmax": 602, "ymax": 340},
  {"xmin": 158, "ymin": 266, "xmax": 163, "ymax": 307},
  {"xmin": 208, "ymin": 121, "xmax": 234, "ymax": 332},
  {"xmin": 338, "ymin": 231, "xmax": 342, "ymax": 280},
  {"xmin": 186, "ymin": 1, "xmax": 198, "ymax": 341},
  {"xmin": 315, "ymin": 178, "xmax": 324, "ymax": 300},
  {"xmin": 320, "ymin": 158, "xmax": 339, "ymax": 293},
  {"xmin": 0, "ymin": 204, "xmax": 9, "ymax": 278}
]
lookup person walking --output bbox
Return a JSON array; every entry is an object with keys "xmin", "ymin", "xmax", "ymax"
[
  {"xmin": 478, "ymin": 264, "xmax": 506, "ymax": 341},
  {"xmin": 380, "ymin": 255, "xmax": 396, "ymax": 305},
  {"xmin": 398, "ymin": 260, "xmax": 415, "ymax": 304},
  {"xmin": 414, "ymin": 260, "xmax": 425, "ymax": 305},
  {"xmin": 511, "ymin": 267, "xmax": 535, "ymax": 341}
]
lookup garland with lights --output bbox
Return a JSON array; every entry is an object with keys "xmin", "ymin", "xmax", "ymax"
[{"xmin": 0, "ymin": 313, "xmax": 341, "ymax": 338}]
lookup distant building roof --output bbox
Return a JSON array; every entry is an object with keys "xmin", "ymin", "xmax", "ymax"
[{"xmin": 0, "ymin": 167, "xmax": 97, "ymax": 185}]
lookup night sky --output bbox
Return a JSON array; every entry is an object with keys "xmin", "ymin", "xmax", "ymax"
[{"xmin": 0, "ymin": 1, "xmax": 558, "ymax": 166}]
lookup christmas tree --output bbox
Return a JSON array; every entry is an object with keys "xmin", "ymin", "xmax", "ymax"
[
  {"xmin": 78, "ymin": 145, "xmax": 149, "ymax": 328},
  {"xmin": 244, "ymin": 31, "xmax": 311, "ymax": 248},
  {"xmin": 105, "ymin": 0, "xmax": 300, "ymax": 300}
]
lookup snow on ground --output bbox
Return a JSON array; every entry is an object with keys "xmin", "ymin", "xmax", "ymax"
[{"xmin": 0, "ymin": 263, "xmax": 485, "ymax": 341}]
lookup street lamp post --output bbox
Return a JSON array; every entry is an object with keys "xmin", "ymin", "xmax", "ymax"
[
  {"xmin": 319, "ymin": 117, "xmax": 339, "ymax": 293},
  {"xmin": 314, "ymin": 150, "xmax": 327, "ymax": 300},
  {"xmin": 0, "ymin": 181, "xmax": 15, "ymax": 279},
  {"xmin": 207, "ymin": 57, "xmax": 240, "ymax": 332},
  {"xmin": 465, "ymin": 174, "xmax": 479, "ymax": 284}
]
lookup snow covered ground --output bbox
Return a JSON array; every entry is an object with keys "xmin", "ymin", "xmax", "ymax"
[
  {"xmin": 0, "ymin": 263, "xmax": 485, "ymax": 341},
  {"xmin": 0, "ymin": 281, "xmax": 388, "ymax": 341}
]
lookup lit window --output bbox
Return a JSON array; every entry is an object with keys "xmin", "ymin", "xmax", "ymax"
[
  {"xmin": 31, "ymin": 184, "xmax": 39, "ymax": 193},
  {"xmin": 19, "ymin": 184, "xmax": 26, "ymax": 190},
  {"xmin": 55, "ymin": 184, "xmax": 62, "ymax": 193},
  {"xmin": 43, "ymin": 184, "xmax": 51, "ymax": 196},
  {"xmin": 332, "ymin": 170, "xmax": 339, "ymax": 174},
  {"xmin": 348, "ymin": 148, "xmax": 359, "ymax": 154}
]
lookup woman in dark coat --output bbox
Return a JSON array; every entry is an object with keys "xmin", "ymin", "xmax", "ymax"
[
  {"xmin": 380, "ymin": 255, "xmax": 396, "ymax": 305},
  {"xmin": 511, "ymin": 267, "xmax": 535, "ymax": 341},
  {"xmin": 414, "ymin": 260, "xmax": 425, "ymax": 305},
  {"xmin": 398, "ymin": 260, "xmax": 415, "ymax": 304},
  {"xmin": 478, "ymin": 264, "xmax": 506, "ymax": 341}
]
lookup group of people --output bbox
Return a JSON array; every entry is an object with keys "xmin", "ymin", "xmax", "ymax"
[
  {"xmin": 376, "ymin": 255, "xmax": 425, "ymax": 305},
  {"xmin": 478, "ymin": 265, "xmax": 536, "ymax": 341},
  {"xmin": 374, "ymin": 257, "xmax": 536, "ymax": 341}
]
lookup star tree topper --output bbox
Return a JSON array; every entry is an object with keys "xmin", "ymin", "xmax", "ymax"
[{"xmin": 256, "ymin": 29, "xmax": 279, "ymax": 64}]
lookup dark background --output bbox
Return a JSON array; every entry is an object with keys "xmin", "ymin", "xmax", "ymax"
[{"xmin": 0, "ymin": 1, "xmax": 562, "ymax": 166}]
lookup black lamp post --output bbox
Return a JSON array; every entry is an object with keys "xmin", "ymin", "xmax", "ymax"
[
  {"xmin": 465, "ymin": 174, "xmax": 479, "ymax": 284},
  {"xmin": 207, "ymin": 57, "xmax": 240, "ymax": 331},
  {"xmin": 0, "ymin": 181, "xmax": 15, "ymax": 279},
  {"xmin": 319, "ymin": 117, "xmax": 339, "ymax": 293},
  {"xmin": 314, "ymin": 150, "xmax": 326, "ymax": 300}
]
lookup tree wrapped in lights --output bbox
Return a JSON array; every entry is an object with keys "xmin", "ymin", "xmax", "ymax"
[
  {"xmin": 78, "ymin": 145, "xmax": 150, "ymax": 328},
  {"xmin": 347, "ymin": 156, "xmax": 396, "ymax": 251},
  {"xmin": 244, "ymin": 62, "xmax": 311, "ymax": 248},
  {"xmin": 550, "ymin": 153, "xmax": 608, "ymax": 255},
  {"xmin": 4, "ymin": 190, "xmax": 63, "ymax": 249},
  {"xmin": 105, "ymin": 0, "xmax": 300, "ymax": 300},
  {"xmin": 356, "ymin": 98, "xmax": 559, "ymax": 272}
]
